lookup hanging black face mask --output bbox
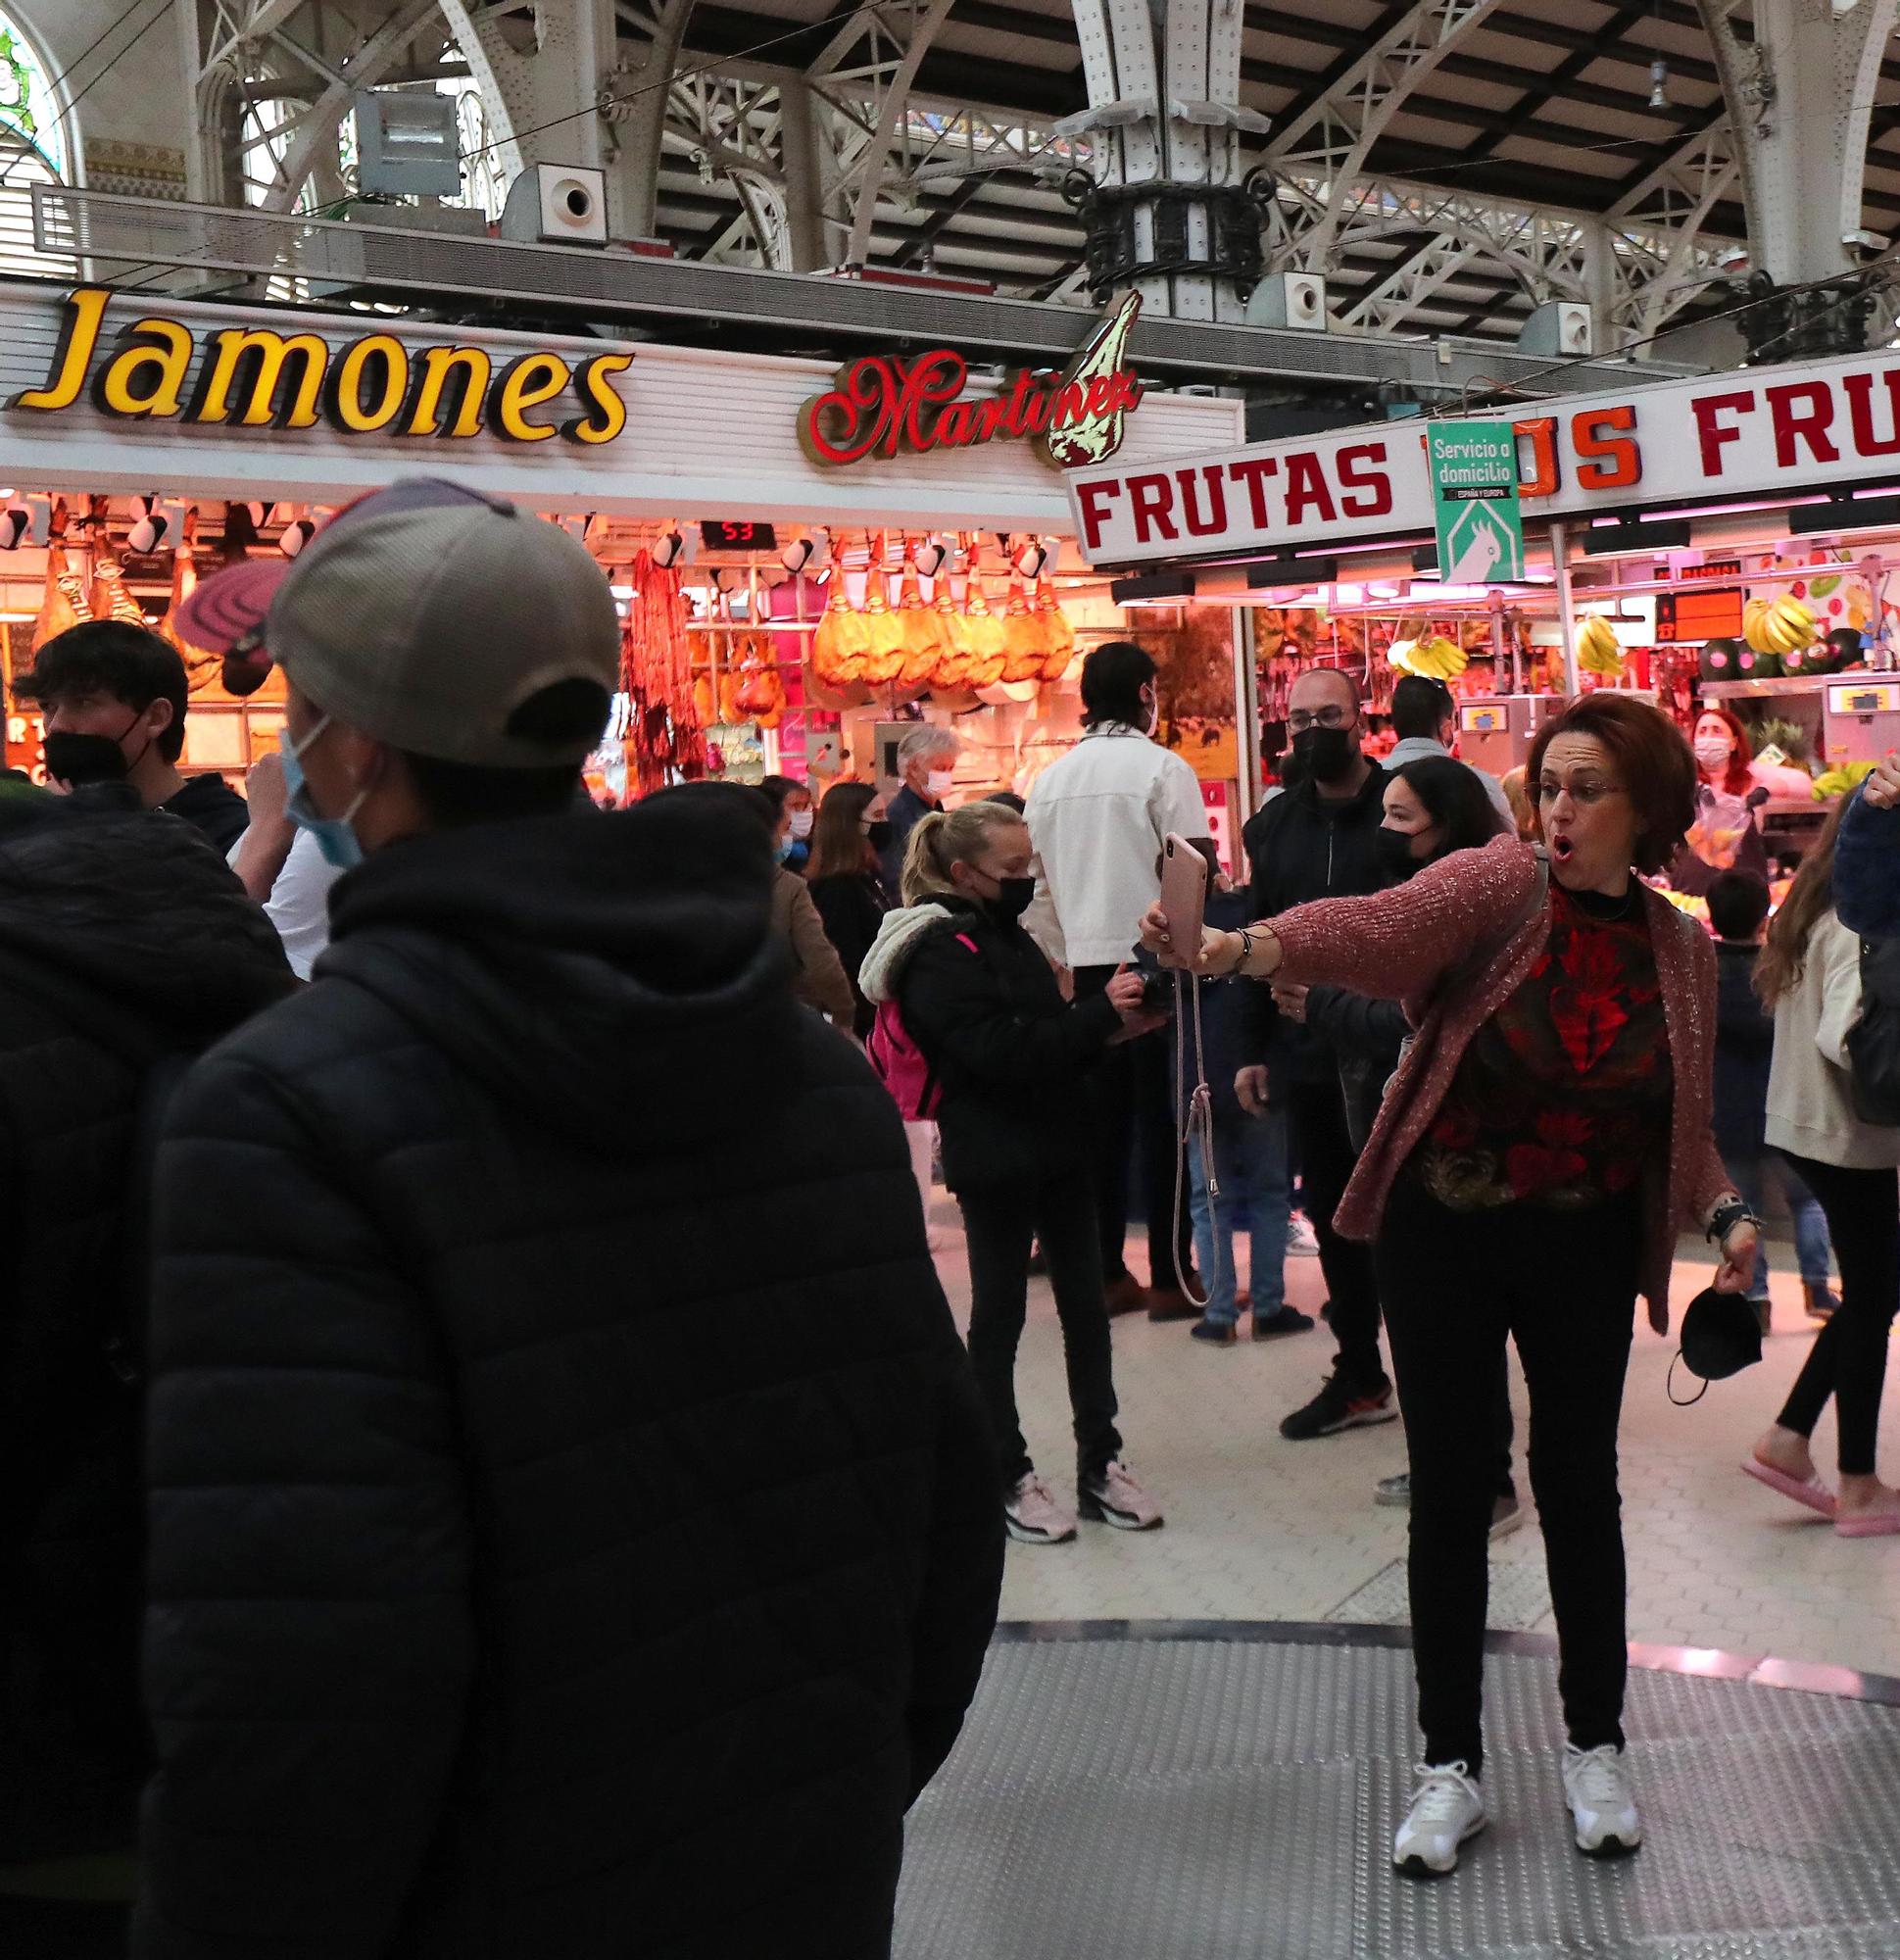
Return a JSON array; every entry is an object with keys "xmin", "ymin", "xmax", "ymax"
[
  {"xmin": 1291, "ymin": 725, "xmax": 1356, "ymax": 785},
  {"xmin": 43, "ymin": 731, "xmax": 131, "ymax": 788},
  {"xmin": 988, "ymin": 876, "xmax": 1037, "ymax": 921},
  {"xmin": 1668, "ymin": 1286, "xmax": 1763, "ymax": 1405}
]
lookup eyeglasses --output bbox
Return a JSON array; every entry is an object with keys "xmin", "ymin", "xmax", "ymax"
[
  {"xmin": 1287, "ymin": 705, "xmax": 1351, "ymax": 733},
  {"xmin": 1535, "ymin": 778, "xmax": 1626, "ymax": 808}
]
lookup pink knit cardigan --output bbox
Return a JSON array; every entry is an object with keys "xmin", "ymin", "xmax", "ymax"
[{"xmin": 1268, "ymin": 834, "xmax": 1733, "ymax": 1331}]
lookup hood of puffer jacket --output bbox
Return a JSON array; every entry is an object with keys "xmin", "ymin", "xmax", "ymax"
[
  {"xmin": 0, "ymin": 787, "xmax": 295, "ymax": 1044},
  {"xmin": 858, "ymin": 901, "xmax": 953, "ymax": 1004},
  {"xmin": 317, "ymin": 783, "xmax": 799, "ymax": 1153}
]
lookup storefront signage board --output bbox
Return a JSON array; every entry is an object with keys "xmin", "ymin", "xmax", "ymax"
[
  {"xmin": 1066, "ymin": 346, "xmax": 1900, "ymax": 566},
  {"xmin": 0, "ymin": 283, "xmax": 1239, "ymax": 533},
  {"xmin": 797, "ymin": 294, "xmax": 1144, "ymax": 471},
  {"xmin": 1427, "ymin": 420, "xmax": 1525, "ymax": 583}
]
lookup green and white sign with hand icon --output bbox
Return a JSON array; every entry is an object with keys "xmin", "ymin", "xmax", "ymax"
[{"xmin": 1428, "ymin": 421, "xmax": 1525, "ymax": 585}]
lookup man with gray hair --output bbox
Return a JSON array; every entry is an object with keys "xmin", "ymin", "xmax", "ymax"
[{"xmin": 881, "ymin": 724, "xmax": 961, "ymax": 891}]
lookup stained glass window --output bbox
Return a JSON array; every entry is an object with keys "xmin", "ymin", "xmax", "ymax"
[{"xmin": 0, "ymin": 8, "xmax": 65, "ymax": 179}]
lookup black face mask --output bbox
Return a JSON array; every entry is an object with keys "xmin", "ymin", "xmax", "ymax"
[
  {"xmin": 1668, "ymin": 1286, "xmax": 1763, "ymax": 1405},
  {"xmin": 1291, "ymin": 724, "xmax": 1357, "ymax": 785},
  {"xmin": 1376, "ymin": 825, "xmax": 1425, "ymax": 881},
  {"xmin": 988, "ymin": 876, "xmax": 1037, "ymax": 921},
  {"xmin": 43, "ymin": 731, "xmax": 130, "ymax": 788},
  {"xmin": 864, "ymin": 819, "xmax": 894, "ymax": 854}
]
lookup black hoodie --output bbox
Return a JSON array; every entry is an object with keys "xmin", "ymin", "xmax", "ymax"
[
  {"xmin": 0, "ymin": 787, "xmax": 292, "ymax": 1865},
  {"xmin": 134, "ymin": 786, "xmax": 1002, "ymax": 1960}
]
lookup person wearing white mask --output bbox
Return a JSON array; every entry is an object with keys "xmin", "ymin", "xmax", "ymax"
[
  {"xmin": 758, "ymin": 773, "xmax": 816, "ymax": 873},
  {"xmin": 880, "ymin": 727, "xmax": 961, "ymax": 892}
]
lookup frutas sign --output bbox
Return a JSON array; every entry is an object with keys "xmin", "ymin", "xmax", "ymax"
[
  {"xmin": 7, "ymin": 287, "xmax": 634, "ymax": 446},
  {"xmin": 1065, "ymin": 346, "xmax": 1900, "ymax": 566},
  {"xmin": 798, "ymin": 293, "xmax": 1144, "ymax": 471}
]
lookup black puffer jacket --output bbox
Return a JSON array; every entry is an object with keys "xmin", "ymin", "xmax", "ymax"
[
  {"xmin": 893, "ymin": 895, "xmax": 1121, "ymax": 1193},
  {"xmin": 0, "ymin": 788, "xmax": 292, "ymax": 1865},
  {"xmin": 135, "ymin": 787, "xmax": 1002, "ymax": 1960}
]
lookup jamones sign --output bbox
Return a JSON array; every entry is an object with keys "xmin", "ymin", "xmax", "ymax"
[
  {"xmin": 1067, "ymin": 347, "xmax": 1900, "ymax": 565},
  {"xmin": 9, "ymin": 287, "xmax": 635, "ymax": 446}
]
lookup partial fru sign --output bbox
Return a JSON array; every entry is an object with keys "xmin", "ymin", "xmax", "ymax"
[
  {"xmin": 1065, "ymin": 346, "xmax": 1900, "ymax": 566},
  {"xmin": 797, "ymin": 293, "xmax": 1144, "ymax": 471},
  {"xmin": 8, "ymin": 287, "xmax": 634, "ymax": 445}
]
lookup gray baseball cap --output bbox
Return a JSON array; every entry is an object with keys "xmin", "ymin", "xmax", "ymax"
[{"xmin": 266, "ymin": 480, "xmax": 619, "ymax": 768}]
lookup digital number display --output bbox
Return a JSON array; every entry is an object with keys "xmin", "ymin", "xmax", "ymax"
[
  {"xmin": 700, "ymin": 520, "xmax": 778, "ymax": 552},
  {"xmin": 1655, "ymin": 588, "xmax": 1743, "ymax": 643}
]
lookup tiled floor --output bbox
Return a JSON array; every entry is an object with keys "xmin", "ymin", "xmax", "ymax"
[{"xmin": 926, "ymin": 1203, "xmax": 1900, "ymax": 1679}]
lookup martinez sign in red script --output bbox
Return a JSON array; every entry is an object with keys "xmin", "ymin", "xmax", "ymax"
[
  {"xmin": 798, "ymin": 294, "xmax": 1144, "ymax": 471},
  {"xmin": 1065, "ymin": 345, "xmax": 1900, "ymax": 566}
]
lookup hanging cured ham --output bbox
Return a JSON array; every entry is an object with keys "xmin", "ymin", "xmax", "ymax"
[
  {"xmin": 1035, "ymin": 581, "xmax": 1076, "ymax": 683},
  {"xmin": 999, "ymin": 579, "xmax": 1046, "ymax": 685},
  {"xmin": 897, "ymin": 564, "xmax": 944, "ymax": 688},
  {"xmin": 33, "ymin": 538, "xmax": 91, "ymax": 654},
  {"xmin": 618, "ymin": 547, "xmax": 705, "ymax": 796}
]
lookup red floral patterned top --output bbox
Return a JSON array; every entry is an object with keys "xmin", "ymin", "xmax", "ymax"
[{"xmin": 1412, "ymin": 882, "xmax": 1672, "ymax": 1209}]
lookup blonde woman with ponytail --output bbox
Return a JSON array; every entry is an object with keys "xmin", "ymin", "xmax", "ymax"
[{"xmin": 858, "ymin": 802, "xmax": 1169, "ymax": 1545}]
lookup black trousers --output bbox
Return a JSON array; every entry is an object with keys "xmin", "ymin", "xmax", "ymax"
[
  {"xmin": 958, "ymin": 1162, "xmax": 1123, "ymax": 1490},
  {"xmin": 1286, "ymin": 1076, "xmax": 1384, "ymax": 1385},
  {"xmin": 1075, "ymin": 963, "xmax": 1194, "ymax": 1291},
  {"xmin": 1378, "ymin": 1179, "xmax": 1641, "ymax": 1775},
  {"xmin": 1775, "ymin": 1152, "xmax": 1900, "ymax": 1478}
]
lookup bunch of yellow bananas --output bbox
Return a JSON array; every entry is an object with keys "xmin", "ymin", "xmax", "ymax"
[
  {"xmin": 1812, "ymin": 760, "xmax": 1875, "ymax": 801},
  {"xmin": 1576, "ymin": 614, "xmax": 1625, "ymax": 678},
  {"xmin": 1744, "ymin": 595, "xmax": 1817, "ymax": 658},
  {"xmin": 1408, "ymin": 634, "xmax": 1468, "ymax": 680}
]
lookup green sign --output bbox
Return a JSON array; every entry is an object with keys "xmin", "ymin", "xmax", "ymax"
[{"xmin": 1428, "ymin": 420, "xmax": 1525, "ymax": 585}]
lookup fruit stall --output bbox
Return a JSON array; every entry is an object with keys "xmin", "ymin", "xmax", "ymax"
[{"xmin": 1061, "ymin": 338, "xmax": 1900, "ymax": 879}]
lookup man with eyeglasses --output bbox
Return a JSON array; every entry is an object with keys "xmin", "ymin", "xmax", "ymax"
[{"xmin": 1239, "ymin": 665, "xmax": 1397, "ymax": 1439}]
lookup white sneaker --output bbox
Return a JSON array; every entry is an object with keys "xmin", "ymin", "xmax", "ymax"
[
  {"xmin": 1392, "ymin": 1761, "xmax": 1487, "ymax": 1877},
  {"xmin": 1287, "ymin": 1211, "xmax": 1321, "ymax": 1256},
  {"xmin": 1077, "ymin": 1459, "xmax": 1165, "ymax": 1531},
  {"xmin": 1003, "ymin": 1472, "xmax": 1076, "ymax": 1545},
  {"xmin": 1562, "ymin": 1742, "xmax": 1642, "ymax": 1857}
]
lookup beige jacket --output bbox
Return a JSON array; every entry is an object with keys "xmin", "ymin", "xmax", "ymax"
[
  {"xmin": 1765, "ymin": 907, "xmax": 1900, "ymax": 1170},
  {"xmin": 772, "ymin": 867, "xmax": 856, "ymax": 1024}
]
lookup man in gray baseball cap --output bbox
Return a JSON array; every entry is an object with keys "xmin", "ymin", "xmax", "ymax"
[{"xmin": 133, "ymin": 482, "xmax": 1001, "ymax": 1960}]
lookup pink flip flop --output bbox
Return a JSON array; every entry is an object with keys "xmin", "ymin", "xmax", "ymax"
[
  {"xmin": 1836, "ymin": 1509, "xmax": 1900, "ymax": 1539},
  {"xmin": 1741, "ymin": 1458, "xmax": 1837, "ymax": 1517}
]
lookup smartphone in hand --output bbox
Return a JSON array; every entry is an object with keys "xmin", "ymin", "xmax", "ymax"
[{"xmin": 1155, "ymin": 833, "xmax": 1209, "ymax": 970}]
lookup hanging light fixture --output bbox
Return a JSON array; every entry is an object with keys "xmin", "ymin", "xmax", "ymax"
[{"xmin": 1649, "ymin": 55, "xmax": 1669, "ymax": 109}]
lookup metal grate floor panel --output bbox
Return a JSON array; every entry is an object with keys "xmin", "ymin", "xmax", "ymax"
[{"xmin": 897, "ymin": 1632, "xmax": 1900, "ymax": 1959}]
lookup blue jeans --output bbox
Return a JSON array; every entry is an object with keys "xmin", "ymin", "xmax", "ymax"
[
  {"xmin": 1732, "ymin": 1153, "xmax": 1834, "ymax": 1294},
  {"xmin": 1187, "ymin": 1107, "xmax": 1291, "ymax": 1327}
]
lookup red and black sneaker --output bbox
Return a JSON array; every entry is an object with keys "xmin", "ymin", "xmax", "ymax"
[{"xmin": 1279, "ymin": 1370, "xmax": 1399, "ymax": 1441}]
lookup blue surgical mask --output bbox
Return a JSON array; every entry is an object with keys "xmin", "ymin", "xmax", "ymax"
[{"xmin": 281, "ymin": 714, "xmax": 366, "ymax": 871}]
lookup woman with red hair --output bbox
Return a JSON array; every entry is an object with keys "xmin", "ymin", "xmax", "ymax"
[{"xmin": 1678, "ymin": 709, "xmax": 1810, "ymax": 891}]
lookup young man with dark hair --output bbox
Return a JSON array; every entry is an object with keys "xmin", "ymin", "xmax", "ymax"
[
  {"xmin": 1023, "ymin": 638, "xmax": 1211, "ymax": 1316},
  {"xmin": 133, "ymin": 481, "xmax": 1001, "ymax": 1960},
  {"xmin": 1387, "ymin": 672, "xmax": 1512, "ymax": 824},
  {"xmin": 15, "ymin": 621, "xmax": 249, "ymax": 852}
]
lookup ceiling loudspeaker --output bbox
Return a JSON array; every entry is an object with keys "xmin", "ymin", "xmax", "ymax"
[
  {"xmin": 1246, "ymin": 271, "xmax": 1329, "ymax": 333},
  {"xmin": 1518, "ymin": 300, "xmax": 1594, "ymax": 359},
  {"xmin": 501, "ymin": 164, "xmax": 609, "ymax": 247}
]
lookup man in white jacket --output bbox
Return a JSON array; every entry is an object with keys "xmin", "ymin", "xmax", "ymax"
[{"xmin": 1025, "ymin": 641, "xmax": 1212, "ymax": 1317}]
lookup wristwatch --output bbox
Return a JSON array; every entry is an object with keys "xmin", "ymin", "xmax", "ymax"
[{"xmin": 1706, "ymin": 1197, "xmax": 1762, "ymax": 1247}]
